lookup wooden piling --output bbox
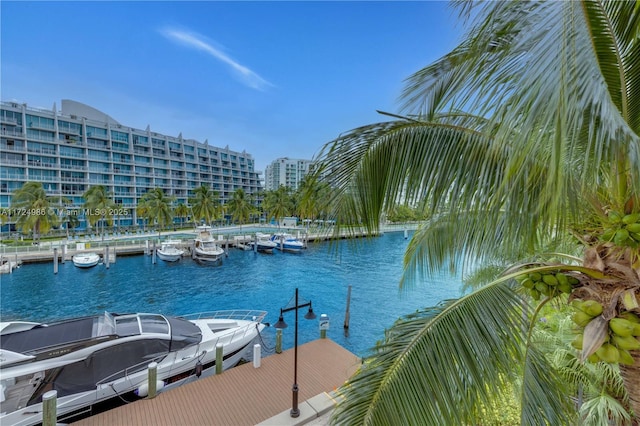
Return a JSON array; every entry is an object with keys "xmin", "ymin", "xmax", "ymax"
[
  {"xmin": 216, "ymin": 343, "xmax": 224, "ymax": 374},
  {"xmin": 344, "ymin": 285, "xmax": 352, "ymax": 330},
  {"xmin": 148, "ymin": 362, "xmax": 158, "ymax": 399},
  {"xmin": 42, "ymin": 390, "xmax": 57, "ymax": 426},
  {"xmin": 105, "ymin": 246, "xmax": 110, "ymax": 269},
  {"xmin": 275, "ymin": 328, "xmax": 283, "ymax": 354}
]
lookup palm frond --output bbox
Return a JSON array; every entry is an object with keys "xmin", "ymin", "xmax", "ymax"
[{"xmin": 330, "ymin": 282, "xmax": 571, "ymax": 425}]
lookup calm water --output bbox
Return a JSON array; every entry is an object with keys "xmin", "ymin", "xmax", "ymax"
[{"xmin": 0, "ymin": 231, "xmax": 462, "ymax": 357}]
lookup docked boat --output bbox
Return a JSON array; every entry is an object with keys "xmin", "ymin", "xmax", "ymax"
[
  {"xmin": 72, "ymin": 252, "xmax": 101, "ymax": 268},
  {"xmin": 270, "ymin": 233, "xmax": 305, "ymax": 253},
  {"xmin": 193, "ymin": 226, "xmax": 225, "ymax": 264},
  {"xmin": 156, "ymin": 240, "xmax": 185, "ymax": 262},
  {"xmin": 0, "ymin": 259, "xmax": 20, "ymax": 274},
  {"xmin": 252, "ymin": 233, "xmax": 278, "ymax": 253},
  {"xmin": 0, "ymin": 310, "xmax": 267, "ymax": 426}
]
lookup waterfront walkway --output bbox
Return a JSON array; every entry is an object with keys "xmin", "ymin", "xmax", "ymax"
[{"xmin": 72, "ymin": 339, "xmax": 360, "ymax": 426}]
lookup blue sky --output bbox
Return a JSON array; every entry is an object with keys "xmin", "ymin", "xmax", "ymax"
[{"xmin": 1, "ymin": 1, "xmax": 461, "ymax": 172}]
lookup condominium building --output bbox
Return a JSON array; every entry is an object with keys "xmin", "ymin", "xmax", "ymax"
[
  {"xmin": 264, "ymin": 157, "xmax": 313, "ymax": 191},
  {"xmin": 0, "ymin": 100, "xmax": 262, "ymax": 227}
]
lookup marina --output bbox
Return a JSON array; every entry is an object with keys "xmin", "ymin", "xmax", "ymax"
[
  {"xmin": 0, "ymin": 230, "xmax": 463, "ymax": 358},
  {"xmin": 1, "ymin": 229, "xmax": 463, "ymax": 424}
]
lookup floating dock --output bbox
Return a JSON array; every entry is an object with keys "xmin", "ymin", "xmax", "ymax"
[{"xmin": 72, "ymin": 339, "xmax": 360, "ymax": 426}]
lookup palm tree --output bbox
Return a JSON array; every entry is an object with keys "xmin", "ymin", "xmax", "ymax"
[
  {"xmin": 138, "ymin": 188, "xmax": 175, "ymax": 235},
  {"xmin": 189, "ymin": 185, "xmax": 222, "ymax": 227},
  {"xmin": 226, "ymin": 188, "xmax": 254, "ymax": 227},
  {"xmin": 59, "ymin": 205, "xmax": 80, "ymax": 239},
  {"xmin": 317, "ymin": 1, "xmax": 640, "ymax": 424},
  {"xmin": 295, "ymin": 172, "xmax": 332, "ymax": 226},
  {"xmin": 82, "ymin": 185, "xmax": 116, "ymax": 240},
  {"xmin": 11, "ymin": 181, "xmax": 60, "ymax": 244},
  {"xmin": 174, "ymin": 202, "xmax": 189, "ymax": 229},
  {"xmin": 262, "ymin": 185, "xmax": 293, "ymax": 227}
]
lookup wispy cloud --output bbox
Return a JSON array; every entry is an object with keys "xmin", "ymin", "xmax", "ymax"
[{"xmin": 160, "ymin": 27, "xmax": 272, "ymax": 91}]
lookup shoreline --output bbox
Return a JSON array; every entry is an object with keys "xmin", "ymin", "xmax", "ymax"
[{"xmin": 0, "ymin": 223, "xmax": 420, "ymax": 266}]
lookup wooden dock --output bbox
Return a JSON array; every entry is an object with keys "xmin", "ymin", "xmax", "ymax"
[{"xmin": 72, "ymin": 339, "xmax": 360, "ymax": 426}]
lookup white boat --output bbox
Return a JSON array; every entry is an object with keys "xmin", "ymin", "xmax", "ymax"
[
  {"xmin": 270, "ymin": 233, "xmax": 305, "ymax": 252},
  {"xmin": 252, "ymin": 233, "xmax": 278, "ymax": 253},
  {"xmin": 193, "ymin": 226, "xmax": 225, "ymax": 264},
  {"xmin": 72, "ymin": 252, "xmax": 101, "ymax": 268},
  {"xmin": 157, "ymin": 240, "xmax": 185, "ymax": 262},
  {"xmin": 0, "ymin": 259, "xmax": 20, "ymax": 274},
  {"xmin": 0, "ymin": 310, "xmax": 267, "ymax": 426}
]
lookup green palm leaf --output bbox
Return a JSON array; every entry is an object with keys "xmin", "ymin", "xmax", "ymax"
[{"xmin": 331, "ymin": 282, "xmax": 572, "ymax": 425}]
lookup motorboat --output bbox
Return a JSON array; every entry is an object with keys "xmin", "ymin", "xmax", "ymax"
[
  {"xmin": 156, "ymin": 240, "xmax": 185, "ymax": 262},
  {"xmin": 0, "ymin": 310, "xmax": 267, "ymax": 426},
  {"xmin": 270, "ymin": 233, "xmax": 305, "ymax": 253},
  {"xmin": 252, "ymin": 233, "xmax": 278, "ymax": 254},
  {"xmin": 72, "ymin": 252, "xmax": 101, "ymax": 268},
  {"xmin": 0, "ymin": 259, "xmax": 19, "ymax": 274},
  {"xmin": 193, "ymin": 226, "xmax": 225, "ymax": 264}
]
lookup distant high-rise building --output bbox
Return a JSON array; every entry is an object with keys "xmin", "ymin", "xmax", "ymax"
[
  {"xmin": 0, "ymin": 100, "xmax": 263, "ymax": 226},
  {"xmin": 264, "ymin": 157, "xmax": 313, "ymax": 191}
]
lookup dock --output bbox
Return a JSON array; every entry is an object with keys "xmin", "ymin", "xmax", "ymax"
[
  {"xmin": 0, "ymin": 227, "xmax": 384, "ymax": 265},
  {"xmin": 72, "ymin": 339, "xmax": 360, "ymax": 426}
]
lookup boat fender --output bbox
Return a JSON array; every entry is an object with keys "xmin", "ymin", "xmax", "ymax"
[
  {"xmin": 134, "ymin": 380, "xmax": 165, "ymax": 397},
  {"xmin": 195, "ymin": 361, "xmax": 203, "ymax": 377}
]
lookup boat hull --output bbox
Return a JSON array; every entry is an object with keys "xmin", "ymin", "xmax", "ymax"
[
  {"xmin": 72, "ymin": 253, "xmax": 100, "ymax": 268},
  {"xmin": 157, "ymin": 249, "xmax": 184, "ymax": 262}
]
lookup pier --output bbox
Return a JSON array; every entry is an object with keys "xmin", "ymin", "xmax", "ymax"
[
  {"xmin": 72, "ymin": 339, "xmax": 360, "ymax": 426},
  {"xmin": 0, "ymin": 224, "xmax": 421, "ymax": 266}
]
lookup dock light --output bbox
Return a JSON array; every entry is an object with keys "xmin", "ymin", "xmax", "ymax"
[{"xmin": 274, "ymin": 288, "xmax": 316, "ymax": 418}]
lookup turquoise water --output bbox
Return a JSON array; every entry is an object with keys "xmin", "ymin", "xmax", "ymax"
[{"xmin": 0, "ymin": 232, "xmax": 462, "ymax": 357}]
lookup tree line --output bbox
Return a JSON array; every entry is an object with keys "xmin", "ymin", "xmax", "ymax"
[{"xmin": 0, "ymin": 172, "xmax": 353, "ymax": 242}]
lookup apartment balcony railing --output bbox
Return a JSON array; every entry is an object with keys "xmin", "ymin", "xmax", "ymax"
[
  {"xmin": 0, "ymin": 129, "xmax": 24, "ymax": 138},
  {"xmin": 27, "ymin": 147, "xmax": 57, "ymax": 155},
  {"xmin": 60, "ymin": 163, "xmax": 87, "ymax": 170},
  {"xmin": 0, "ymin": 144, "xmax": 26, "ymax": 152},
  {"xmin": 27, "ymin": 161, "xmax": 57, "ymax": 168},
  {"xmin": 3, "ymin": 159, "xmax": 26, "ymax": 166}
]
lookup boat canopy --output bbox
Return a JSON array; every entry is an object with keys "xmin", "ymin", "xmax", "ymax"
[{"xmin": 0, "ymin": 312, "xmax": 201, "ymax": 358}]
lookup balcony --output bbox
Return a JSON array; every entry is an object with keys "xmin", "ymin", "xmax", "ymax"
[
  {"xmin": 0, "ymin": 144, "xmax": 26, "ymax": 152},
  {"xmin": 27, "ymin": 147, "xmax": 57, "ymax": 155},
  {"xmin": 27, "ymin": 133, "xmax": 55, "ymax": 143},
  {"xmin": 1, "ymin": 115, "xmax": 19, "ymax": 125},
  {"xmin": 0, "ymin": 128, "xmax": 24, "ymax": 138}
]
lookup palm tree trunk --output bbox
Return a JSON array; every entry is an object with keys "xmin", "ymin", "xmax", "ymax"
[{"xmin": 620, "ymin": 350, "xmax": 640, "ymax": 423}]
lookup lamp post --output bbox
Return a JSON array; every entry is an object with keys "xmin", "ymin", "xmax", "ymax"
[{"xmin": 273, "ymin": 287, "xmax": 316, "ymax": 418}]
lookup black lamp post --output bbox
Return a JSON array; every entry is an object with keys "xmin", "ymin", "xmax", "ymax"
[{"xmin": 273, "ymin": 287, "xmax": 316, "ymax": 418}]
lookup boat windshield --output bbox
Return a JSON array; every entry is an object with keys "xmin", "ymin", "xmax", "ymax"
[{"xmin": 113, "ymin": 314, "xmax": 170, "ymax": 337}]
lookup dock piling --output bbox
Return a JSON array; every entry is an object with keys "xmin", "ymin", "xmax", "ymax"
[
  {"xmin": 42, "ymin": 390, "xmax": 57, "ymax": 426},
  {"xmin": 152, "ymin": 241, "xmax": 156, "ymax": 264},
  {"xmin": 253, "ymin": 344, "xmax": 261, "ymax": 368},
  {"xmin": 105, "ymin": 246, "xmax": 110, "ymax": 269},
  {"xmin": 216, "ymin": 343, "xmax": 224, "ymax": 374},
  {"xmin": 148, "ymin": 362, "xmax": 158, "ymax": 399},
  {"xmin": 344, "ymin": 285, "xmax": 352, "ymax": 331},
  {"xmin": 275, "ymin": 328, "xmax": 283, "ymax": 354},
  {"xmin": 53, "ymin": 248, "xmax": 58, "ymax": 274},
  {"xmin": 61, "ymin": 244, "xmax": 66, "ymax": 264}
]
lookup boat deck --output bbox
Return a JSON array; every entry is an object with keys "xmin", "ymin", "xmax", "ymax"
[{"xmin": 72, "ymin": 338, "xmax": 360, "ymax": 426}]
